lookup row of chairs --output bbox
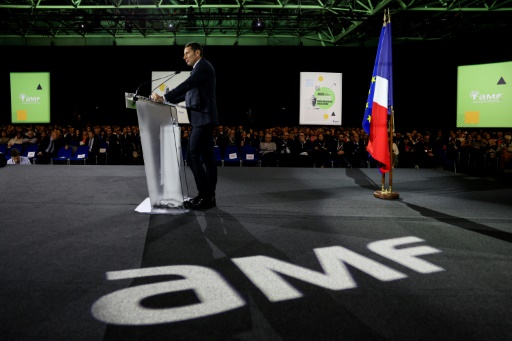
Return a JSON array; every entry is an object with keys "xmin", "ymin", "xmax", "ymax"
[
  {"xmin": 216, "ymin": 145, "xmax": 260, "ymax": 166},
  {"xmin": 0, "ymin": 143, "xmax": 91, "ymax": 165},
  {"xmin": 208, "ymin": 145, "xmax": 367, "ymax": 168},
  {"xmin": 0, "ymin": 143, "xmax": 107, "ymax": 165},
  {"xmin": 0, "ymin": 143, "xmax": 39, "ymax": 163},
  {"xmin": 51, "ymin": 145, "xmax": 90, "ymax": 165},
  {"xmin": 186, "ymin": 145, "xmax": 260, "ymax": 167}
]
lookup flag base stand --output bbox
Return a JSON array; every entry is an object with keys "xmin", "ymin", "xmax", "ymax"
[{"xmin": 374, "ymin": 190, "xmax": 399, "ymax": 200}]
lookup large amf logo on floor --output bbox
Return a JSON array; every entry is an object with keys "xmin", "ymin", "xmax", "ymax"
[{"xmin": 92, "ymin": 236, "xmax": 443, "ymax": 325}]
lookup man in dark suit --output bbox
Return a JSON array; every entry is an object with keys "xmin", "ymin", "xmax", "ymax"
[
  {"xmin": 151, "ymin": 42, "xmax": 218, "ymax": 210},
  {"xmin": 104, "ymin": 127, "xmax": 121, "ymax": 165},
  {"xmin": 87, "ymin": 131, "xmax": 101, "ymax": 165},
  {"xmin": 36, "ymin": 130, "xmax": 62, "ymax": 164},
  {"xmin": 292, "ymin": 132, "xmax": 313, "ymax": 167}
]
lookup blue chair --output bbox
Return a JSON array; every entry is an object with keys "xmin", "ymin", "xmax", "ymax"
[
  {"xmin": 5, "ymin": 145, "xmax": 23, "ymax": 161},
  {"xmin": 223, "ymin": 145, "xmax": 242, "ymax": 167},
  {"xmin": 97, "ymin": 141, "xmax": 109, "ymax": 165},
  {"xmin": 0, "ymin": 143, "xmax": 7, "ymax": 155},
  {"xmin": 51, "ymin": 146, "xmax": 72, "ymax": 165},
  {"xmin": 10, "ymin": 144, "xmax": 23, "ymax": 154},
  {"xmin": 241, "ymin": 145, "xmax": 260, "ymax": 167},
  {"xmin": 213, "ymin": 146, "xmax": 223, "ymax": 166},
  {"xmin": 23, "ymin": 144, "xmax": 39, "ymax": 164},
  {"xmin": 69, "ymin": 145, "xmax": 89, "ymax": 165}
]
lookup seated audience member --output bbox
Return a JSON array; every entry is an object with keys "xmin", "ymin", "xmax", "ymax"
[
  {"xmin": 484, "ymin": 132, "xmax": 497, "ymax": 162},
  {"xmin": 225, "ymin": 129, "xmax": 238, "ymax": 146},
  {"xmin": 103, "ymin": 127, "xmax": 121, "ymax": 165},
  {"xmin": 87, "ymin": 131, "xmax": 101, "ymax": 165},
  {"xmin": 469, "ymin": 134, "xmax": 488, "ymax": 167},
  {"xmin": 119, "ymin": 126, "xmax": 135, "ymax": 165},
  {"xmin": 7, "ymin": 148, "xmax": 32, "ymax": 165},
  {"xmin": 345, "ymin": 134, "xmax": 368, "ymax": 168},
  {"xmin": 445, "ymin": 131, "xmax": 461, "ymax": 163},
  {"xmin": 277, "ymin": 132, "xmax": 293, "ymax": 167},
  {"xmin": 259, "ymin": 134, "xmax": 277, "ymax": 167},
  {"xmin": 60, "ymin": 127, "xmax": 70, "ymax": 144},
  {"xmin": 332, "ymin": 132, "xmax": 351, "ymax": 167},
  {"xmin": 458, "ymin": 133, "xmax": 473, "ymax": 166},
  {"xmin": 239, "ymin": 130, "xmax": 252, "ymax": 148},
  {"xmin": 36, "ymin": 130, "xmax": 63, "ymax": 164},
  {"xmin": 22, "ymin": 130, "xmax": 38, "ymax": 145},
  {"xmin": 496, "ymin": 135, "xmax": 512, "ymax": 172},
  {"xmin": 392, "ymin": 141, "xmax": 399, "ymax": 168},
  {"xmin": 414, "ymin": 134, "xmax": 436, "ymax": 168},
  {"xmin": 398, "ymin": 134, "xmax": 414, "ymax": 168},
  {"xmin": 70, "ymin": 128, "xmax": 82, "ymax": 147},
  {"xmin": 432, "ymin": 130, "xmax": 447, "ymax": 154},
  {"xmin": 250, "ymin": 131, "xmax": 262, "ymax": 148},
  {"xmin": 8, "ymin": 131, "xmax": 24, "ymax": 149},
  {"xmin": 311, "ymin": 133, "xmax": 331, "ymax": 168},
  {"xmin": 0, "ymin": 130, "xmax": 10, "ymax": 145},
  {"xmin": 131, "ymin": 125, "xmax": 143, "ymax": 164},
  {"xmin": 292, "ymin": 132, "xmax": 313, "ymax": 167},
  {"xmin": 79, "ymin": 131, "xmax": 89, "ymax": 146}
]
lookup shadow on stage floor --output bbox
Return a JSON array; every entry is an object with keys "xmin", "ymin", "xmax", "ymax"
[{"xmin": 1, "ymin": 165, "xmax": 511, "ymax": 340}]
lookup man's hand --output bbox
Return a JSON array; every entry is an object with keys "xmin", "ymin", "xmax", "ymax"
[{"xmin": 151, "ymin": 93, "xmax": 164, "ymax": 103}]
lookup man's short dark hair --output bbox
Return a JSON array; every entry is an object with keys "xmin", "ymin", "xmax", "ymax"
[
  {"xmin": 185, "ymin": 42, "xmax": 203, "ymax": 57},
  {"xmin": 10, "ymin": 148, "xmax": 21, "ymax": 157}
]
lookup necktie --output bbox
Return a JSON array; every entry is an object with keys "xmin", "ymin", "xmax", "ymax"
[{"xmin": 47, "ymin": 139, "xmax": 54, "ymax": 153}]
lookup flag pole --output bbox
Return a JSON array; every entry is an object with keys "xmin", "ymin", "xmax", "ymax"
[
  {"xmin": 373, "ymin": 9, "xmax": 399, "ymax": 200},
  {"xmin": 389, "ymin": 106, "xmax": 394, "ymax": 191}
]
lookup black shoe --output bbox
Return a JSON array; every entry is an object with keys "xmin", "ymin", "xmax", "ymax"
[
  {"xmin": 187, "ymin": 195, "xmax": 214, "ymax": 205},
  {"xmin": 187, "ymin": 196, "xmax": 201, "ymax": 205},
  {"xmin": 186, "ymin": 197, "xmax": 216, "ymax": 210}
]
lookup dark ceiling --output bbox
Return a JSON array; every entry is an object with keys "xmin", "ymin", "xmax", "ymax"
[{"xmin": 0, "ymin": 0, "xmax": 511, "ymax": 47}]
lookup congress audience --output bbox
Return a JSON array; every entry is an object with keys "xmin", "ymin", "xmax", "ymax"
[{"xmin": 1, "ymin": 122, "xmax": 511, "ymax": 173}]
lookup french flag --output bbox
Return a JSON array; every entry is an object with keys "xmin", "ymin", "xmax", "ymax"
[{"xmin": 365, "ymin": 19, "xmax": 393, "ymax": 174}]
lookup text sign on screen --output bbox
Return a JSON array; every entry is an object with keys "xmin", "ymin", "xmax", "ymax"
[
  {"xmin": 457, "ymin": 61, "xmax": 512, "ymax": 128},
  {"xmin": 299, "ymin": 72, "xmax": 342, "ymax": 126},
  {"xmin": 10, "ymin": 72, "xmax": 51, "ymax": 124}
]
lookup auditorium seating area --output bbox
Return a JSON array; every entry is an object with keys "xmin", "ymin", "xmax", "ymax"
[{"xmin": 1, "ymin": 123, "xmax": 511, "ymax": 174}]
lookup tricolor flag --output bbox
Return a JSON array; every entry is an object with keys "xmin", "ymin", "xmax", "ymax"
[{"xmin": 363, "ymin": 16, "xmax": 393, "ymax": 174}]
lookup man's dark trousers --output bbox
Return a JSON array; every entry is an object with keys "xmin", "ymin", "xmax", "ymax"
[{"xmin": 187, "ymin": 124, "xmax": 217, "ymax": 199}]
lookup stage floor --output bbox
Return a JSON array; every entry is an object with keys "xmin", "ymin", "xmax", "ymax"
[{"xmin": 1, "ymin": 165, "xmax": 511, "ymax": 340}]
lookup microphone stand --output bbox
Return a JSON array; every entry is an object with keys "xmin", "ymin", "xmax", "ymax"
[
  {"xmin": 150, "ymin": 72, "xmax": 181, "ymax": 96},
  {"xmin": 133, "ymin": 71, "xmax": 181, "ymax": 102}
]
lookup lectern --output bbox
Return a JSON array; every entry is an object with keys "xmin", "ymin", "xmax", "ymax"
[{"xmin": 126, "ymin": 93, "xmax": 189, "ymax": 214}]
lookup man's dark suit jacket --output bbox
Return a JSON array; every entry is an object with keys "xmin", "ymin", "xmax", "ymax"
[
  {"xmin": 37, "ymin": 136, "xmax": 64, "ymax": 163},
  {"xmin": 163, "ymin": 58, "xmax": 218, "ymax": 127},
  {"xmin": 87, "ymin": 135, "xmax": 102, "ymax": 164}
]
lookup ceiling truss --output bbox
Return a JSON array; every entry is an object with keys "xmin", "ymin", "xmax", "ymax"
[{"xmin": 0, "ymin": 0, "xmax": 511, "ymax": 46}]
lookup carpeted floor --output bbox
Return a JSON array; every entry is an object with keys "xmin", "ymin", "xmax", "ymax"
[{"xmin": 1, "ymin": 165, "xmax": 511, "ymax": 340}]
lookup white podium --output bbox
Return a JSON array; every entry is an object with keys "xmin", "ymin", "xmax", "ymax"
[{"xmin": 127, "ymin": 94, "xmax": 189, "ymax": 214}]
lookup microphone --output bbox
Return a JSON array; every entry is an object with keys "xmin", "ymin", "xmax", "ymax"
[
  {"xmin": 150, "ymin": 71, "xmax": 181, "ymax": 96},
  {"xmin": 133, "ymin": 71, "xmax": 181, "ymax": 101}
]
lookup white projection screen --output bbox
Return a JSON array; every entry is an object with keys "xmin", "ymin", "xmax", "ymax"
[
  {"xmin": 299, "ymin": 72, "xmax": 342, "ymax": 126},
  {"xmin": 151, "ymin": 71, "xmax": 191, "ymax": 125}
]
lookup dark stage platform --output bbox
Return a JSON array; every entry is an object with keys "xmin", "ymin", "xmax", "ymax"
[{"xmin": 1, "ymin": 165, "xmax": 511, "ymax": 340}]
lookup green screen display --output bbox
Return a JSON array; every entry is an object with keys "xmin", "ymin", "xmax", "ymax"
[
  {"xmin": 456, "ymin": 61, "xmax": 512, "ymax": 128},
  {"xmin": 10, "ymin": 72, "xmax": 51, "ymax": 124}
]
